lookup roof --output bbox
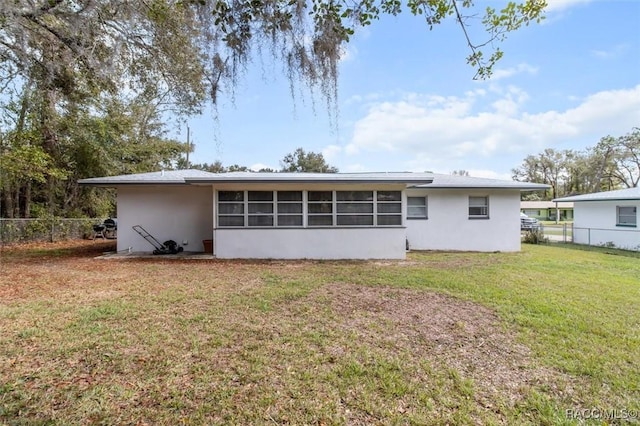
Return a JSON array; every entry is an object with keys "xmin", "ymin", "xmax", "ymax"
[
  {"xmin": 553, "ymin": 187, "xmax": 640, "ymax": 202},
  {"xmin": 79, "ymin": 169, "xmax": 548, "ymax": 190},
  {"xmin": 78, "ymin": 169, "xmax": 218, "ymax": 186},
  {"xmin": 413, "ymin": 174, "xmax": 549, "ymax": 191},
  {"xmin": 521, "ymin": 201, "xmax": 574, "ymax": 209},
  {"xmin": 185, "ymin": 171, "xmax": 434, "ymax": 185}
]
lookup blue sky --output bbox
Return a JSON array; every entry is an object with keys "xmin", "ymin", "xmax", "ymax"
[{"xmin": 177, "ymin": 0, "xmax": 640, "ymax": 179}]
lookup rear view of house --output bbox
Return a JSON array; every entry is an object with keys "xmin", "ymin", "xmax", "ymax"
[{"xmin": 80, "ymin": 170, "xmax": 548, "ymax": 259}]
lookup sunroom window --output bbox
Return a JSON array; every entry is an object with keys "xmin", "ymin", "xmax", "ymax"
[
  {"xmin": 248, "ymin": 191, "xmax": 274, "ymax": 226},
  {"xmin": 336, "ymin": 191, "xmax": 373, "ymax": 226},
  {"xmin": 308, "ymin": 191, "xmax": 333, "ymax": 226},
  {"xmin": 218, "ymin": 190, "xmax": 405, "ymax": 228},
  {"xmin": 218, "ymin": 191, "xmax": 245, "ymax": 227},
  {"xmin": 376, "ymin": 191, "xmax": 402, "ymax": 225},
  {"xmin": 277, "ymin": 191, "xmax": 303, "ymax": 227}
]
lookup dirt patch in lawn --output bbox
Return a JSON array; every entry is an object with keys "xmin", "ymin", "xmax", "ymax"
[{"xmin": 308, "ymin": 282, "xmax": 573, "ymax": 411}]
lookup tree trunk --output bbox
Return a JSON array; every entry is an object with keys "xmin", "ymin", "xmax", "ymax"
[
  {"xmin": 2, "ymin": 183, "xmax": 15, "ymax": 218},
  {"xmin": 13, "ymin": 186, "xmax": 20, "ymax": 218},
  {"xmin": 40, "ymin": 87, "xmax": 59, "ymax": 216},
  {"xmin": 23, "ymin": 181, "xmax": 31, "ymax": 218}
]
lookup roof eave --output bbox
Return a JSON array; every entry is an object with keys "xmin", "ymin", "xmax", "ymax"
[
  {"xmin": 184, "ymin": 178, "xmax": 435, "ymax": 185},
  {"xmin": 410, "ymin": 185, "xmax": 549, "ymax": 191},
  {"xmin": 78, "ymin": 180, "xmax": 190, "ymax": 187},
  {"xmin": 553, "ymin": 197, "xmax": 640, "ymax": 202}
]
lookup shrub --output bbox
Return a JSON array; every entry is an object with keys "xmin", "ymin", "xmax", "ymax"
[{"xmin": 522, "ymin": 229, "xmax": 548, "ymax": 244}]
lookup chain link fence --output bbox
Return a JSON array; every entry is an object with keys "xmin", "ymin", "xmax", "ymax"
[
  {"xmin": 540, "ymin": 223, "xmax": 573, "ymax": 243},
  {"xmin": 0, "ymin": 218, "xmax": 105, "ymax": 244},
  {"xmin": 533, "ymin": 223, "xmax": 640, "ymax": 251}
]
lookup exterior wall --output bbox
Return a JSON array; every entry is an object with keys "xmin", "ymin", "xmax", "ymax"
[
  {"xmin": 211, "ymin": 184, "xmax": 406, "ymax": 259},
  {"xmin": 406, "ymin": 189, "xmax": 522, "ymax": 252},
  {"xmin": 572, "ymin": 201, "xmax": 640, "ymax": 251},
  {"xmin": 214, "ymin": 227, "xmax": 406, "ymax": 259},
  {"xmin": 522, "ymin": 208, "xmax": 543, "ymax": 218},
  {"xmin": 520, "ymin": 207, "xmax": 574, "ymax": 221},
  {"xmin": 114, "ymin": 183, "xmax": 527, "ymax": 257},
  {"xmin": 117, "ymin": 185, "xmax": 213, "ymax": 253}
]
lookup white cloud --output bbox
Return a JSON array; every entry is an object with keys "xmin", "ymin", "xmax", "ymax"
[
  {"xmin": 490, "ymin": 63, "xmax": 539, "ymax": 81},
  {"xmin": 322, "ymin": 144, "xmax": 343, "ymax": 161},
  {"xmin": 591, "ymin": 43, "xmax": 630, "ymax": 59},
  {"xmin": 345, "ymin": 85, "xmax": 640, "ymax": 173},
  {"xmin": 491, "ymin": 86, "xmax": 530, "ymax": 116},
  {"xmin": 544, "ymin": 0, "xmax": 592, "ymax": 13},
  {"xmin": 250, "ymin": 162, "xmax": 275, "ymax": 171}
]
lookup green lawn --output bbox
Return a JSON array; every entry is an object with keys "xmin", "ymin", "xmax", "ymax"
[{"xmin": 0, "ymin": 241, "xmax": 638, "ymax": 424}]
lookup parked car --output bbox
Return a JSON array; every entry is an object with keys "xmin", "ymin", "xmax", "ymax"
[{"xmin": 520, "ymin": 213, "xmax": 541, "ymax": 231}]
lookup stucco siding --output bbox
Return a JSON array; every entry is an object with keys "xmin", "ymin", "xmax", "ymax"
[
  {"xmin": 573, "ymin": 201, "xmax": 640, "ymax": 250},
  {"xmin": 405, "ymin": 189, "xmax": 522, "ymax": 252},
  {"xmin": 117, "ymin": 186, "xmax": 213, "ymax": 252},
  {"xmin": 214, "ymin": 227, "xmax": 406, "ymax": 259},
  {"xmin": 113, "ymin": 184, "xmax": 527, "ymax": 256}
]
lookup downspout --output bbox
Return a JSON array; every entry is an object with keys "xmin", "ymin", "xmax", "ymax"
[{"xmin": 212, "ymin": 187, "xmax": 216, "ymax": 257}]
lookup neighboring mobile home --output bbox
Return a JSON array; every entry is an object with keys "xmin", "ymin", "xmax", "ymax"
[
  {"xmin": 79, "ymin": 170, "xmax": 548, "ymax": 259},
  {"xmin": 554, "ymin": 187, "xmax": 640, "ymax": 251}
]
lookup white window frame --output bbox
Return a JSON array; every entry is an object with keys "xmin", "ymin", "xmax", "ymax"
[
  {"xmin": 217, "ymin": 191, "xmax": 245, "ymax": 227},
  {"xmin": 469, "ymin": 196, "xmax": 489, "ymax": 219},
  {"xmin": 247, "ymin": 191, "xmax": 275, "ymax": 227},
  {"xmin": 276, "ymin": 191, "xmax": 303, "ymax": 227},
  {"xmin": 336, "ymin": 191, "xmax": 374, "ymax": 226},
  {"xmin": 616, "ymin": 206, "xmax": 637, "ymax": 227},
  {"xmin": 407, "ymin": 196, "xmax": 428, "ymax": 219},
  {"xmin": 376, "ymin": 191, "xmax": 403, "ymax": 226},
  {"xmin": 218, "ymin": 190, "xmax": 404, "ymax": 228},
  {"xmin": 307, "ymin": 191, "xmax": 334, "ymax": 227}
]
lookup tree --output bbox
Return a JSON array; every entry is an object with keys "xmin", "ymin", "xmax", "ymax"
[
  {"xmin": 280, "ymin": 148, "xmax": 338, "ymax": 173},
  {"xmin": 1, "ymin": 1, "xmax": 547, "ymax": 111},
  {"xmin": 227, "ymin": 164, "xmax": 251, "ymax": 172},
  {"xmin": 596, "ymin": 129, "xmax": 640, "ymax": 189},
  {"xmin": 191, "ymin": 160, "xmax": 226, "ymax": 173},
  {"xmin": 0, "ymin": 1, "xmax": 546, "ymax": 217},
  {"xmin": 512, "ymin": 128, "xmax": 640, "ymax": 202},
  {"xmin": 512, "ymin": 148, "xmax": 570, "ymax": 199},
  {"xmin": 0, "ymin": 89, "xmax": 188, "ymax": 218}
]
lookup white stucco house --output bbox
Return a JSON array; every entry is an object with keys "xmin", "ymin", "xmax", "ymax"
[
  {"xmin": 554, "ymin": 187, "xmax": 640, "ymax": 251},
  {"xmin": 79, "ymin": 170, "xmax": 548, "ymax": 259}
]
